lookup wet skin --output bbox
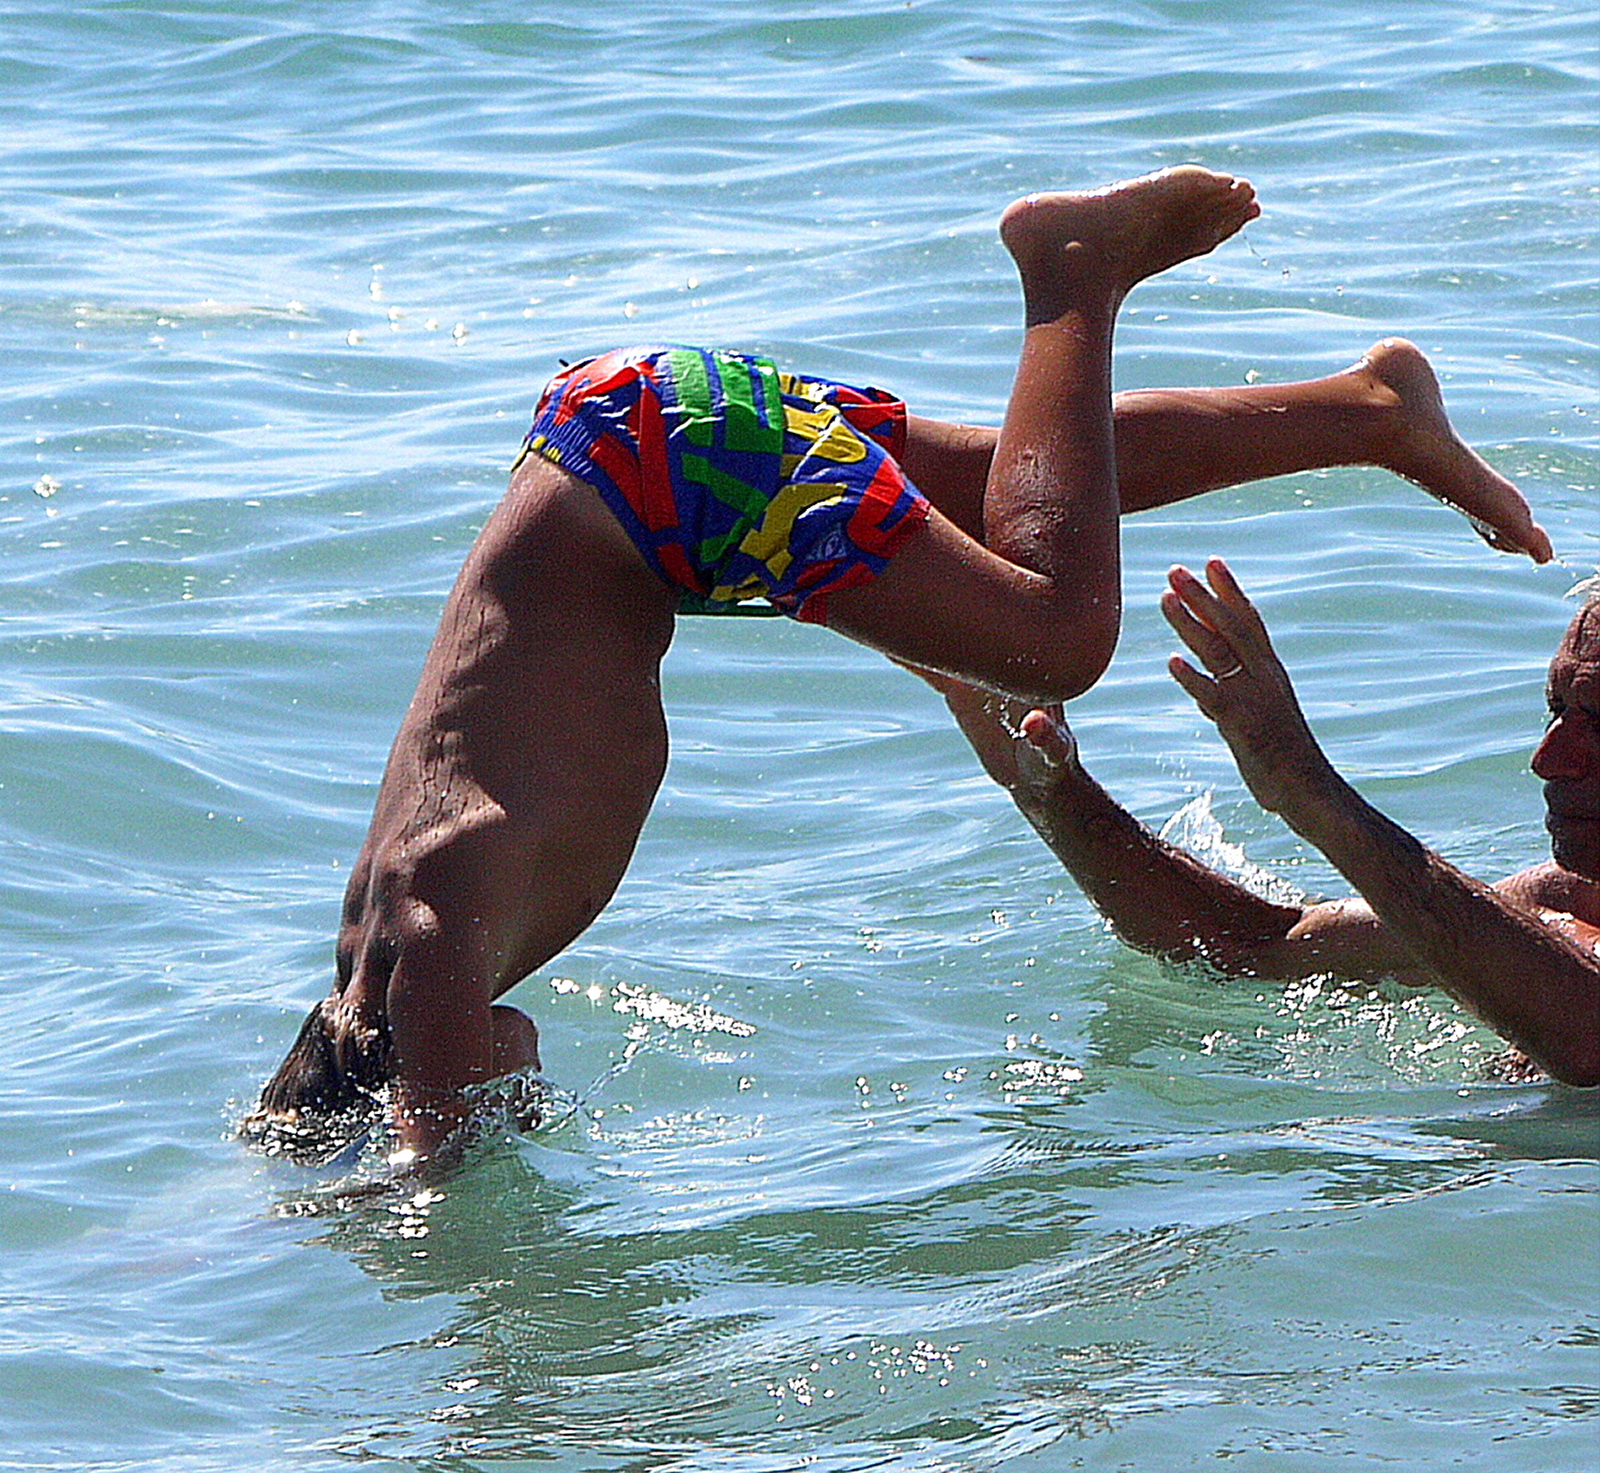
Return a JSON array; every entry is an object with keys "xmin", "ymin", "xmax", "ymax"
[
  {"xmin": 1533, "ymin": 603, "xmax": 1600, "ymax": 880},
  {"xmin": 247, "ymin": 166, "xmax": 1563, "ymax": 1160},
  {"xmin": 977, "ymin": 576, "xmax": 1600, "ymax": 1084}
]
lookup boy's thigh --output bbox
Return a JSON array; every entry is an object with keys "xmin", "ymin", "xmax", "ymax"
[{"xmin": 896, "ymin": 415, "xmax": 997, "ymax": 538}]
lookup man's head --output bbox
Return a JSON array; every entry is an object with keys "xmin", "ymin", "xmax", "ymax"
[{"xmin": 1533, "ymin": 596, "xmax": 1600, "ymax": 879}]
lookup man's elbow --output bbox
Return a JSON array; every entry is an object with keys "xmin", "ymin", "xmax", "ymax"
[
  {"xmin": 1542, "ymin": 1039, "xmax": 1600, "ymax": 1088},
  {"xmin": 1114, "ymin": 922, "xmax": 1292, "ymax": 981},
  {"xmin": 1512, "ymin": 1006, "xmax": 1600, "ymax": 1087}
]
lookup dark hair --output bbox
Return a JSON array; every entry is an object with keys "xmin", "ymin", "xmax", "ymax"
[{"xmin": 238, "ymin": 998, "xmax": 394, "ymax": 1163}]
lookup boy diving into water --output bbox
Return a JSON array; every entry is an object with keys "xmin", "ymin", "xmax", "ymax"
[{"xmin": 242, "ymin": 167, "xmax": 1549, "ymax": 1165}]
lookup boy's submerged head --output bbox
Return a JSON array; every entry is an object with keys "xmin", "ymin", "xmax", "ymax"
[{"xmin": 238, "ymin": 997, "xmax": 393, "ymax": 1163}]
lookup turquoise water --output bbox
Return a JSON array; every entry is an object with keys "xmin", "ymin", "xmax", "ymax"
[{"xmin": 2, "ymin": 2, "xmax": 1596, "ymax": 1468}]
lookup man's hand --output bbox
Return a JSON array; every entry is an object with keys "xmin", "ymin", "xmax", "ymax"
[
  {"xmin": 1159, "ymin": 558, "xmax": 1599, "ymax": 1084},
  {"xmin": 906, "ymin": 663, "xmax": 1077, "ymax": 800},
  {"xmin": 1160, "ymin": 557, "xmax": 1338, "ymax": 816}
]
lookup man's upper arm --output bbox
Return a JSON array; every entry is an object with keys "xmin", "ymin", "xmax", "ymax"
[
  {"xmin": 1517, "ymin": 905, "xmax": 1600, "ymax": 961},
  {"xmin": 1254, "ymin": 878, "xmax": 1600, "ymax": 987}
]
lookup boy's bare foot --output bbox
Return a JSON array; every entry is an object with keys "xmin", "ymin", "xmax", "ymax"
[
  {"xmin": 1354, "ymin": 337, "xmax": 1552, "ymax": 564},
  {"xmin": 999, "ymin": 166, "xmax": 1260, "ymax": 306}
]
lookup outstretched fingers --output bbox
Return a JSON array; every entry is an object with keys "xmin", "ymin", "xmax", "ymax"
[
  {"xmin": 1160, "ymin": 558, "xmax": 1276, "ymax": 709},
  {"xmin": 1158, "ymin": 559, "xmax": 1331, "ymax": 815}
]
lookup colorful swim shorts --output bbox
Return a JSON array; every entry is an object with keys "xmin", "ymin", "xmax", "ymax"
[{"xmin": 516, "ymin": 345, "xmax": 931, "ymax": 622}]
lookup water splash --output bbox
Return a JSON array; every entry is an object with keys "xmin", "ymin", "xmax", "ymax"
[
  {"xmin": 260, "ymin": 1069, "xmax": 580, "ymax": 1215},
  {"xmin": 1564, "ymin": 567, "xmax": 1600, "ymax": 601},
  {"xmin": 1158, "ymin": 790, "xmax": 1308, "ymax": 908}
]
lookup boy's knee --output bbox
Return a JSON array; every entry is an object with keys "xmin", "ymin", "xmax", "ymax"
[{"xmin": 1028, "ymin": 611, "xmax": 1119, "ymax": 703}]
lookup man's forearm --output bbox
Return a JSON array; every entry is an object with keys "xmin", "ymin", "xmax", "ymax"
[
  {"xmin": 1272, "ymin": 765, "xmax": 1600, "ymax": 1085},
  {"xmin": 1016, "ymin": 761, "xmax": 1306, "ymax": 967}
]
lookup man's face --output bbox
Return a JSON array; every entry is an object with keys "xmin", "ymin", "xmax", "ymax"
[{"xmin": 1532, "ymin": 604, "xmax": 1600, "ymax": 878}]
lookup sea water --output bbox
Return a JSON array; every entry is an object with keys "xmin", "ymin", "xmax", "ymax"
[{"xmin": 0, "ymin": 3, "xmax": 1595, "ymax": 1469}]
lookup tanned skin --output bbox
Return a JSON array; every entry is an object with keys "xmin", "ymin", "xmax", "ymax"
[
  {"xmin": 245, "ymin": 168, "xmax": 1556, "ymax": 1167},
  {"xmin": 937, "ymin": 571, "xmax": 1598, "ymax": 1086}
]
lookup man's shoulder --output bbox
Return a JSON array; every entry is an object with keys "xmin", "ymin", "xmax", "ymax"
[{"xmin": 1496, "ymin": 861, "xmax": 1600, "ymax": 926}]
